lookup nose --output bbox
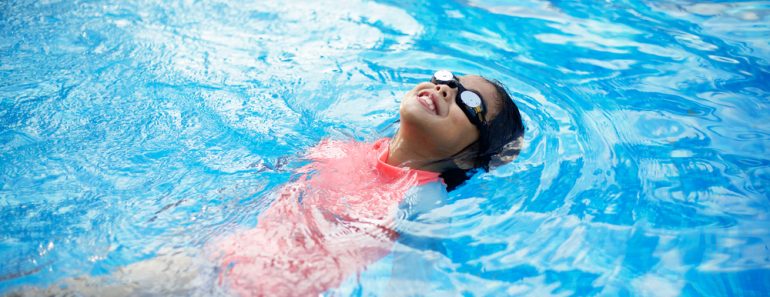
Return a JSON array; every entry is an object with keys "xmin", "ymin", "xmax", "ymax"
[{"xmin": 434, "ymin": 84, "xmax": 455, "ymax": 102}]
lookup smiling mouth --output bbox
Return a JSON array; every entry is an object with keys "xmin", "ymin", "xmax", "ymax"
[{"xmin": 416, "ymin": 90, "xmax": 438, "ymax": 115}]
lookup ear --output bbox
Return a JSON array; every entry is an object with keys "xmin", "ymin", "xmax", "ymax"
[
  {"xmin": 450, "ymin": 142, "xmax": 480, "ymax": 170},
  {"xmin": 452, "ymin": 156, "xmax": 475, "ymax": 170}
]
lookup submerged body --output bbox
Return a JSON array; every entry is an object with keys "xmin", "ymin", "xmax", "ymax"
[{"xmin": 214, "ymin": 138, "xmax": 444, "ymax": 296}]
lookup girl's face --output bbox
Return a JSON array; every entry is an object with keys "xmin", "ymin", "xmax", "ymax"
[{"xmin": 398, "ymin": 75, "xmax": 500, "ymax": 163}]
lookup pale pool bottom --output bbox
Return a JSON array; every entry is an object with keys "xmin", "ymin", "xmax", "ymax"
[{"xmin": 5, "ymin": 249, "xmax": 222, "ymax": 297}]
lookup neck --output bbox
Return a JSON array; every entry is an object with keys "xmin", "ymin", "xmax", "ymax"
[{"xmin": 387, "ymin": 129, "xmax": 445, "ymax": 172}]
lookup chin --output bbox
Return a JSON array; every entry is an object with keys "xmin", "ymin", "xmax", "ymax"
[{"xmin": 399, "ymin": 102, "xmax": 437, "ymax": 131}]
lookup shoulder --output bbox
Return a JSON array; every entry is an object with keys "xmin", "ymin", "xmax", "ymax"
[{"xmin": 400, "ymin": 181, "xmax": 448, "ymax": 217}]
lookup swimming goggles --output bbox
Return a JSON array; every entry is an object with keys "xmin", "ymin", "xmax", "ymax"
[{"xmin": 431, "ymin": 70, "xmax": 487, "ymax": 126}]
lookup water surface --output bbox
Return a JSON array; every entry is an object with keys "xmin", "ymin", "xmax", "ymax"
[{"xmin": 1, "ymin": 0, "xmax": 769, "ymax": 296}]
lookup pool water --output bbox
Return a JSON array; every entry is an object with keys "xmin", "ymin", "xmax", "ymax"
[{"xmin": 1, "ymin": 0, "xmax": 769, "ymax": 296}]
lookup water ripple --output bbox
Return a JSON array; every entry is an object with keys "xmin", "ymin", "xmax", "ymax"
[{"xmin": 2, "ymin": 0, "xmax": 770, "ymax": 296}]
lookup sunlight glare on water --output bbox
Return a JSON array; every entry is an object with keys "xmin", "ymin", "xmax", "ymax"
[{"xmin": 1, "ymin": 0, "xmax": 769, "ymax": 296}]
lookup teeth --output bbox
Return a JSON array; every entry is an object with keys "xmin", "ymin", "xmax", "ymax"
[{"xmin": 419, "ymin": 95, "xmax": 435, "ymax": 112}]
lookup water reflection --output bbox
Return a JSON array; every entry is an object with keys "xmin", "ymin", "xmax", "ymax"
[{"xmin": 1, "ymin": 0, "xmax": 769, "ymax": 295}]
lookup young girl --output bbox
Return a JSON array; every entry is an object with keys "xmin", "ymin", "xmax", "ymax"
[{"xmin": 213, "ymin": 70, "xmax": 525, "ymax": 296}]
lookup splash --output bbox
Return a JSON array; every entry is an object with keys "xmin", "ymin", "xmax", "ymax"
[{"xmin": 211, "ymin": 139, "xmax": 438, "ymax": 296}]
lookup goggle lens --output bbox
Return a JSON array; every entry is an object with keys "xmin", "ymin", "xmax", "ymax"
[
  {"xmin": 459, "ymin": 90, "xmax": 482, "ymax": 108},
  {"xmin": 433, "ymin": 70, "xmax": 454, "ymax": 82}
]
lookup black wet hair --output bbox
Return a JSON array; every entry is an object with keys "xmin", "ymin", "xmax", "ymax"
[{"xmin": 440, "ymin": 78, "xmax": 525, "ymax": 191}]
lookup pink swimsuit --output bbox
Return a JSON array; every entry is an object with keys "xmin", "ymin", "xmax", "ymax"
[{"xmin": 212, "ymin": 138, "xmax": 440, "ymax": 297}]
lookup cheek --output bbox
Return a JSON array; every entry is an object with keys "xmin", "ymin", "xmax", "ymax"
[
  {"xmin": 437, "ymin": 110, "xmax": 479, "ymax": 147},
  {"xmin": 449, "ymin": 109, "xmax": 477, "ymax": 135}
]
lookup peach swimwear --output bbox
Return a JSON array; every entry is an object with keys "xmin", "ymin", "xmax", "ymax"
[{"xmin": 213, "ymin": 138, "xmax": 442, "ymax": 296}]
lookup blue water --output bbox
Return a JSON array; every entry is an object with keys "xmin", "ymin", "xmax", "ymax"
[{"xmin": 2, "ymin": 0, "xmax": 769, "ymax": 295}]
